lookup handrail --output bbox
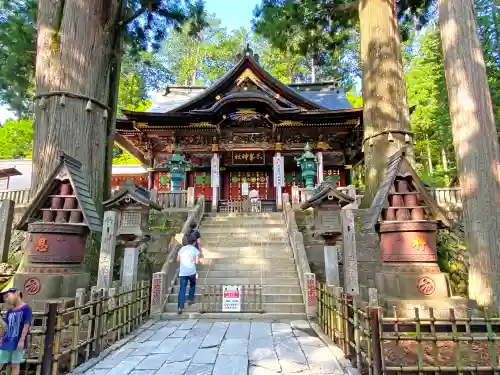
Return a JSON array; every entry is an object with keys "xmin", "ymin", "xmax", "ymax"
[
  {"xmin": 282, "ymin": 203, "xmax": 314, "ymax": 317},
  {"xmin": 159, "ymin": 195, "xmax": 205, "ymax": 311}
]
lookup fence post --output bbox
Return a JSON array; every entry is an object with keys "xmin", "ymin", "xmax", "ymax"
[
  {"xmin": 343, "ymin": 293, "xmax": 355, "ymax": 359},
  {"xmin": 41, "ymin": 302, "xmax": 58, "ymax": 375},
  {"xmin": 92, "ymin": 290, "xmax": 104, "ymax": 357},
  {"xmin": 368, "ymin": 307, "xmax": 383, "ymax": 375}
]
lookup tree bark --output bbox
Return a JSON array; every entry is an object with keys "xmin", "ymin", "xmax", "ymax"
[
  {"xmin": 358, "ymin": 0, "xmax": 413, "ymax": 206},
  {"xmin": 426, "ymin": 138, "xmax": 434, "ymax": 175},
  {"xmin": 441, "ymin": 148, "xmax": 448, "ymax": 170},
  {"xmin": 439, "ymin": 0, "xmax": 500, "ymax": 306},
  {"xmin": 32, "ymin": 0, "xmax": 121, "ymax": 212}
]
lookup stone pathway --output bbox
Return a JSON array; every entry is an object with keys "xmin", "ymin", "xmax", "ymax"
[{"xmin": 83, "ymin": 319, "xmax": 348, "ymax": 375}]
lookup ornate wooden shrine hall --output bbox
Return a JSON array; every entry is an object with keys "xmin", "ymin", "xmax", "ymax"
[{"xmin": 115, "ymin": 47, "xmax": 364, "ymax": 210}]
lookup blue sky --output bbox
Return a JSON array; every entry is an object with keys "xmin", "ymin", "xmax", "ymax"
[
  {"xmin": 205, "ymin": 0, "xmax": 260, "ymax": 31},
  {"xmin": 0, "ymin": 0, "xmax": 260, "ymax": 123}
]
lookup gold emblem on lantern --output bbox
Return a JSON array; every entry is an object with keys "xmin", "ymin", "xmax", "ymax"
[
  {"xmin": 412, "ymin": 237, "xmax": 427, "ymax": 251},
  {"xmin": 36, "ymin": 238, "xmax": 48, "ymax": 252}
]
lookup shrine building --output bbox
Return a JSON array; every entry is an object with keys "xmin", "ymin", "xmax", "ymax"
[{"xmin": 115, "ymin": 47, "xmax": 364, "ymax": 210}]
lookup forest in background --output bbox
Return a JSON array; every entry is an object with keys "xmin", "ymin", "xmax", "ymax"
[{"xmin": 0, "ymin": 0, "xmax": 498, "ymax": 188}]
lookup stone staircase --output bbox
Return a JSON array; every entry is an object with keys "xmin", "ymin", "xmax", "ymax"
[{"xmin": 165, "ymin": 212, "xmax": 306, "ymax": 319}]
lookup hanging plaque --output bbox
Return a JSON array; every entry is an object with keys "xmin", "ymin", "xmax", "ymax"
[{"xmin": 232, "ymin": 151, "xmax": 265, "ymax": 165}]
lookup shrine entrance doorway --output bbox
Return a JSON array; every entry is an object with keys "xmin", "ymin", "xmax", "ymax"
[{"xmin": 227, "ymin": 170, "xmax": 270, "ymax": 201}]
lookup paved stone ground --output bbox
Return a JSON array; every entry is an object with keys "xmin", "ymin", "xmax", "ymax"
[{"xmin": 83, "ymin": 319, "xmax": 347, "ymax": 375}]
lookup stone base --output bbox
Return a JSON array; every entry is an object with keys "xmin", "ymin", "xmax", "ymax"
[
  {"xmin": 13, "ymin": 270, "xmax": 90, "ymax": 301},
  {"xmin": 384, "ymin": 297, "xmax": 474, "ymax": 318},
  {"xmin": 375, "ymin": 263, "xmax": 451, "ymax": 299}
]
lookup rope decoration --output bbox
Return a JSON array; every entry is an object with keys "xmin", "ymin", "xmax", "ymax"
[
  {"xmin": 32, "ymin": 91, "xmax": 110, "ymax": 119},
  {"xmin": 361, "ymin": 129, "xmax": 415, "ymax": 152}
]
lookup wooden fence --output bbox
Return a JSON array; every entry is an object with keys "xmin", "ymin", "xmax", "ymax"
[
  {"xmin": 316, "ymin": 284, "xmax": 500, "ymax": 375},
  {"xmin": 199, "ymin": 284, "xmax": 263, "ymax": 313},
  {"xmin": 15, "ymin": 281, "xmax": 150, "ymax": 375},
  {"xmin": 154, "ymin": 190, "xmax": 188, "ymax": 209}
]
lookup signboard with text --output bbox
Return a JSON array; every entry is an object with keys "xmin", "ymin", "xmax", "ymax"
[
  {"xmin": 232, "ymin": 151, "xmax": 265, "ymax": 165},
  {"xmin": 222, "ymin": 285, "xmax": 242, "ymax": 312}
]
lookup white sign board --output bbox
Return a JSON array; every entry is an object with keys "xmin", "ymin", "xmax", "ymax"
[
  {"xmin": 222, "ymin": 285, "xmax": 241, "ymax": 312},
  {"xmin": 241, "ymin": 182, "xmax": 249, "ymax": 196}
]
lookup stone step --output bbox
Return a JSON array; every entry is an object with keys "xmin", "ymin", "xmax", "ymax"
[
  {"xmin": 199, "ymin": 251, "xmax": 292, "ymax": 259},
  {"xmin": 164, "ymin": 302, "xmax": 305, "ymax": 313},
  {"xmin": 167, "ymin": 292, "xmax": 303, "ymax": 304},
  {"xmin": 199, "ymin": 227, "xmax": 287, "ymax": 234},
  {"xmin": 196, "ymin": 263, "xmax": 297, "ymax": 272},
  {"xmin": 200, "ymin": 233, "xmax": 288, "ymax": 242},
  {"xmin": 203, "ymin": 212, "xmax": 282, "ymax": 218},
  {"xmin": 196, "ymin": 270, "xmax": 298, "ymax": 278},
  {"xmin": 159, "ymin": 312, "xmax": 307, "ymax": 320},
  {"xmin": 199, "ymin": 258, "xmax": 295, "ymax": 266},
  {"xmin": 200, "ymin": 222, "xmax": 285, "ymax": 229},
  {"xmin": 195, "ymin": 277, "xmax": 300, "ymax": 285},
  {"xmin": 170, "ymin": 284, "xmax": 302, "ymax": 295},
  {"xmin": 200, "ymin": 244, "xmax": 291, "ymax": 252}
]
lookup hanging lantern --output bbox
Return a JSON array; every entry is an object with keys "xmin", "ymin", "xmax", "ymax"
[
  {"xmin": 39, "ymin": 97, "xmax": 46, "ymax": 109},
  {"xmin": 86, "ymin": 100, "xmax": 92, "ymax": 112}
]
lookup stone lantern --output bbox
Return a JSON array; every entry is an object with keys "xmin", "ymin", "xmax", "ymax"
[
  {"xmin": 295, "ymin": 143, "xmax": 317, "ymax": 188},
  {"xmin": 103, "ymin": 180, "xmax": 162, "ymax": 287},
  {"xmin": 301, "ymin": 181, "xmax": 354, "ymax": 286},
  {"xmin": 165, "ymin": 149, "xmax": 190, "ymax": 191},
  {"xmin": 14, "ymin": 153, "xmax": 102, "ymax": 301}
]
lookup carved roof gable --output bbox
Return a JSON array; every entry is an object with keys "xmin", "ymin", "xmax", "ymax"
[
  {"xmin": 301, "ymin": 181, "xmax": 354, "ymax": 209},
  {"xmin": 362, "ymin": 150, "xmax": 451, "ymax": 232},
  {"xmin": 103, "ymin": 180, "xmax": 162, "ymax": 211},
  {"xmin": 15, "ymin": 153, "xmax": 102, "ymax": 232}
]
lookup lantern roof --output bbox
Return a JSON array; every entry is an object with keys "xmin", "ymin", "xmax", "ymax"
[
  {"xmin": 15, "ymin": 153, "xmax": 102, "ymax": 232},
  {"xmin": 362, "ymin": 150, "xmax": 451, "ymax": 232}
]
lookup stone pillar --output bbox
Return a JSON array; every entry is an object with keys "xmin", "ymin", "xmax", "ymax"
[
  {"xmin": 316, "ymin": 151, "xmax": 324, "ymax": 185},
  {"xmin": 324, "ymin": 245, "xmax": 340, "ymax": 286},
  {"xmin": 96, "ymin": 211, "xmax": 119, "ymax": 290},
  {"xmin": 211, "ymin": 153, "xmax": 219, "ymax": 211},
  {"xmin": 282, "ymin": 193, "xmax": 290, "ymax": 210},
  {"xmin": 187, "ymin": 187, "xmax": 195, "ymax": 207},
  {"xmin": 341, "ymin": 209, "xmax": 359, "ymax": 295},
  {"xmin": 344, "ymin": 185, "xmax": 359, "ymax": 209},
  {"xmin": 291, "ymin": 185, "xmax": 300, "ymax": 206},
  {"xmin": 0, "ymin": 200, "xmax": 14, "ymax": 263},
  {"xmin": 122, "ymin": 247, "xmax": 139, "ymax": 287},
  {"xmin": 151, "ymin": 271, "xmax": 166, "ymax": 314}
]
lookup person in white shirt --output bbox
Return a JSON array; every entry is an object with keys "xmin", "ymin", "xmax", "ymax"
[
  {"xmin": 249, "ymin": 189, "xmax": 259, "ymax": 212},
  {"xmin": 176, "ymin": 234, "xmax": 200, "ymax": 314}
]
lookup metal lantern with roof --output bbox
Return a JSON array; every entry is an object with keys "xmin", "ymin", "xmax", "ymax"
[
  {"xmin": 295, "ymin": 143, "xmax": 318, "ymax": 188},
  {"xmin": 165, "ymin": 149, "xmax": 190, "ymax": 191}
]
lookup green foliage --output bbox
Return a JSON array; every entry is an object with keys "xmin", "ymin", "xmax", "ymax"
[
  {"xmin": 0, "ymin": 0, "xmax": 36, "ymax": 117},
  {"xmin": 0, "ymin": 119, "xmax": 33, "ymax": 158},
  {"xmin": 346, "ymin": 91, "xmax": 363, "ymax": 108},
  {"xmin": 406, "ymin": 24, "xmax": 456, "ymax": 187},
  {"xmin": 437, "ymin": 230, "xmax": 468, "ymax": 296}
]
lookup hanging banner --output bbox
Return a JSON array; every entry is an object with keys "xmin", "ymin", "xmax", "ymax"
[
  {"xmin": 211, "ymin": 154, "xmax": 220, "ymax": 187},
  {"xmin": 273, "ymin": 154, "xmax": 284, "ymax": 187}
]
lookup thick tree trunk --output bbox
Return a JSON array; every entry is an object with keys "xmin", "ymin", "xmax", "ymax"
[
  {"xmin": 426, "ymin": 138, "xmax": 434, "ymax": 174},
  {"xmin": 439, "ymin": 0, "xmax": 500, "ymax": 306},
  {"xmin": 358, "ymin": 0, "xmax": 413, "ymax": 206},
  {"xmin": 32, "ymin": 0, "xmax": 121, "ymax": 212}
]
